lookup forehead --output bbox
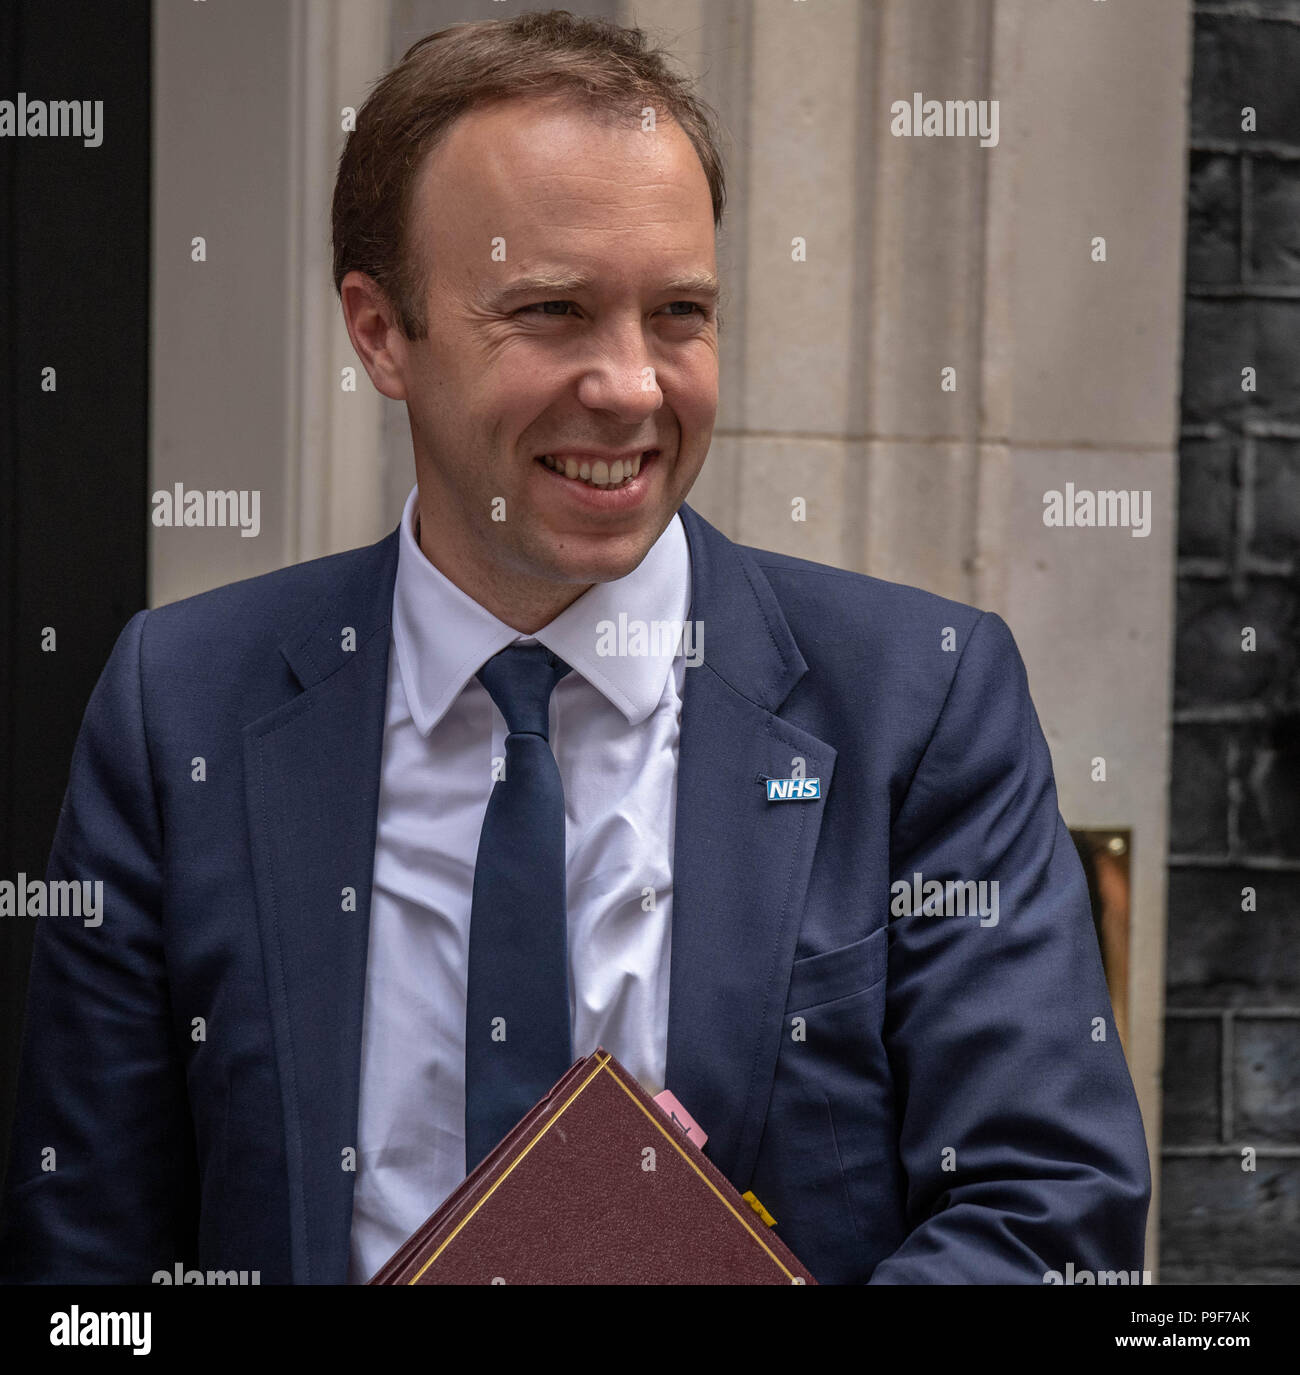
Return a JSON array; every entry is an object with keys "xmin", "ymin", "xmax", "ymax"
[{"xmin": 410, "ymin": 93, "xmax": 715, "ymax": 272}]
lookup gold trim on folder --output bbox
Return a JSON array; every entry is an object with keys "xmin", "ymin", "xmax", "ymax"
[{"xmin": 407, "ymin": 1052, "xmax": 798, "ymax": 1283}]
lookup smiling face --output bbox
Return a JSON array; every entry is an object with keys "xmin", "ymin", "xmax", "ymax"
[{"xmin": 342, "ymin": 93, "xmax": 719, "ymax": 631}]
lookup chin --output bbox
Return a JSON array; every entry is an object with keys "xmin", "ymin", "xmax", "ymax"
[{"xmin": 539, "ymin": 534, "xmax": 657, "ymax": 587}]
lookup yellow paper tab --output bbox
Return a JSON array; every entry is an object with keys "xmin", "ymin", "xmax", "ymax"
[{"xmin": 741, "ymin": 1190, "xmax": 776, "ymax": 1227}]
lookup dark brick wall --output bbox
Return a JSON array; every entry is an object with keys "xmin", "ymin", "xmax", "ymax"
[{"xmin": 1164, "ymin": 0, "xmax": 1300, "ymax": 1286}]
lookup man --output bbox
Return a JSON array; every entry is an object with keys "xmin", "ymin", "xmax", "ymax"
[{"xmin": 0, "ymin": 11, "xmax": 1149, "ymax": 1284}]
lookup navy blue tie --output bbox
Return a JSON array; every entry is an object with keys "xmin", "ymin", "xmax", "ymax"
[{"xmin": 464, "ymin": 643, "xmax": 573, "ymax": 1172}]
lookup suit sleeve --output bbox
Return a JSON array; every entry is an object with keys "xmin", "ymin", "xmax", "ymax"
[
  {"xmin": 0, "ymin": 610, "xmax": 198, "ymax": 1282},
  {"xmin": 868, "ymin": 610, "xmax": 1151, "ymax": 1283}
]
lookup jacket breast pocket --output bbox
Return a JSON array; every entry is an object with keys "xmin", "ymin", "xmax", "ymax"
[{"xmin": 786, "ymin": 924, "xmax": 888, "ymax": 1013}]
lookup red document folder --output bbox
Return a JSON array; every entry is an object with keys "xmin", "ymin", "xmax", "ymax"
[{"xmin": 368, "ymin": 1047, "xmax": 817, "ymax": 1284}]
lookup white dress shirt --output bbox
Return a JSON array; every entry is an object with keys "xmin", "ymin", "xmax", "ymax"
[{"xmin": 346, "ymin": 485, "xmax": 691, "ymax": 1282}]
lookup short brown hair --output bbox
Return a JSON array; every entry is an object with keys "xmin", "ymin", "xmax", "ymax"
[{"xmin": 331, "ymin": 8, "xmax": 727, "ymax": 340}]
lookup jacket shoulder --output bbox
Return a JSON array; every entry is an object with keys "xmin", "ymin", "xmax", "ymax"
[
  {"xmin": 127, "ymin": 534, "xmax": 397, "ymax": 718},
  {"xmin": 143, "ymin": 536, "xmax": 393, "ymax": 652},
  {"xmin": 740, "ymin": 543, "xmax": 988, "ymax": 649}
]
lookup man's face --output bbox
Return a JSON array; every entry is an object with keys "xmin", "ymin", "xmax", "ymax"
[{"xmin": 386, "ymin": 94, "xmax": 718, "ymax": 612}]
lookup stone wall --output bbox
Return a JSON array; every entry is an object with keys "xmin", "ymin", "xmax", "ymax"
[{"xmin": 1162, "ymin": 0, "xmax": 1300, "ymax": 1286}]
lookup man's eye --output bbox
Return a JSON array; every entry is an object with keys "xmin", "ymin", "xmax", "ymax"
[
  {"xmin": 515, "ymin": 300, "xmax": 708, "ymax": 318},
  {"xmin": 517, "ymin": 300, "xmax": 575, "ymax": 316}
]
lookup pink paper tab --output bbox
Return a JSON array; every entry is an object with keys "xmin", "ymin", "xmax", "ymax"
[{"xmin": 653, "ymin": 1089, "xmax": 708, "ymax": 1149}]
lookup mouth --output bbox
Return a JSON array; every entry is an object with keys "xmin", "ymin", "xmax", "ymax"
[{"xmin": 534, "ymin": 449, "xmax": 659, "ymax": 492}]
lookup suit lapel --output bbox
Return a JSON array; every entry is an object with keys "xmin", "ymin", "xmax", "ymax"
[
  {"xmin": 668, "ymin": 506, "xmax": 836, "ymax": 1190},
  {"xmin": 243, "ymin": 530, "xmax": 399, "ymax": 1284}
]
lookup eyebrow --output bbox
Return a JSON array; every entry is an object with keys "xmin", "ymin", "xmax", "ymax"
[{"xmin": 475, "ymin": 269, "xmax": 720, "ymax": 311}]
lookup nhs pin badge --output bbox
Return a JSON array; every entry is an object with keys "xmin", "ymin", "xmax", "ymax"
[{"xmin": 765, "ymin": 777, "xmax": 821, "ymax": 803}]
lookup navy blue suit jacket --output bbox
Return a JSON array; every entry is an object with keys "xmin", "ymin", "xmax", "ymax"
[{"xmin": 0, "ymin": 503, "xmax": 1150, "ymax": 1283}]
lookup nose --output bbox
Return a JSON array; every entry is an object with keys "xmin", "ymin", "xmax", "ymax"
[{"xmin": 574, "ymin": 321, "xmax": 664, "ymax": 422}]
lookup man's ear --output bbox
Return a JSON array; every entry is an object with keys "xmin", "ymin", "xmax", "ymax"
[{"xmin": 340, "ymin": 270, "xmax": 410, "ymax": 401}]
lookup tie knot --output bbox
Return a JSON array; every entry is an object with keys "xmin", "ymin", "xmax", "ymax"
[{"xmin": 477, "ymin": 643, "xmax": 571, "ymax": 740}]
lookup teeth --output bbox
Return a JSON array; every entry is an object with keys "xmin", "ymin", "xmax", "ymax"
[{"xmin": 538, "ymin": 453, "xmax": 651, "ymax": 488}]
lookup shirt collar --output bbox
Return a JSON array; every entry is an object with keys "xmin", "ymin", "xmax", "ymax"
[{"xmin": 392, "ymin": 484, "xmax": 691, "ymax": 734}]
